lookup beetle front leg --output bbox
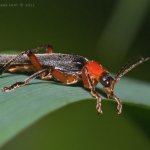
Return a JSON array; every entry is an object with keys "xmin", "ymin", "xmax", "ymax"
[
  {"xmin": 3, "ymin": 68, "xmax": 51, "ymax": 92},
  {"xmin": 104, "ymin": 87, "xmax": 122, "ymax": 114},
  {"xmin": 82, "ymin": 67, "xmax": 103, "ymax": 114},
  {"xmin": 112, "ymin": 94, "xmax": 122, "ymax": 114},
  {"xmin": 91, "ymin": 89, "xmax": 103, "ymax": 114}
]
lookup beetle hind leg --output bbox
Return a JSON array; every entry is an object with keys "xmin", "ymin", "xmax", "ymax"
[
  {"xmin": 3, "ymin": 68, "xmax": 79, "ymax": 92},
  {"xmin": 3, "ymin": 68, "xmax": 51, "ymax": 92}
]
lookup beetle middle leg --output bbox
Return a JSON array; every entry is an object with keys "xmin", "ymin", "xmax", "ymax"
[{"xmin": 51, "ymin": 69, "xmax": 79, "ymax": 85}]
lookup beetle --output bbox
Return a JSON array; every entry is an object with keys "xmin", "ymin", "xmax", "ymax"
[{"xmin": 0, "ymin": 45, "xmax": 149, "ymax": 114}]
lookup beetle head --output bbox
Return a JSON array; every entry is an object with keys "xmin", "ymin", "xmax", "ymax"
[
  {"xmin": 100, "ymin": 72, "xmax": 114, "ymax": 88},
  {"xmin": 99, "ymin": 72, "xmax": 116, "ymax": 97}
]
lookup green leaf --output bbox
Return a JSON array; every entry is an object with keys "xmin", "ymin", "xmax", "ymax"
[{"xmin": 0, "ymin": 73, "xmax": 150, "ymax": 147}]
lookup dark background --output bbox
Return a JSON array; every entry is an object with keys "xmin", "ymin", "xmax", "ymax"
[{"xmin": 0, "ymin": 0, "xmax": 150, "ymax": 149}]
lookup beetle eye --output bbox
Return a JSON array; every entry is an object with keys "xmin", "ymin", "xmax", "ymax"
[{"xmin": 100, "ymin": 74, "xmax": 114, "ymax": 87}]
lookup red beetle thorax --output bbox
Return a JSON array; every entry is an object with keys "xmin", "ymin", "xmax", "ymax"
[{"xmin": 85, "ymin": 61, "xmax": 105, "ymax": 78}]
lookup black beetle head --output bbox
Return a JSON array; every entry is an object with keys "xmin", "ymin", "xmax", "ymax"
[{"xmin": 100, "ymin": 72, "xmax": 114, "ymax": 87}]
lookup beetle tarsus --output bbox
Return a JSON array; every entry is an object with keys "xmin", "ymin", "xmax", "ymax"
[
  {"xmin": 91, "ymin": 90, "xmax": 103, "ymax": 114},
  {"xmin": 112, "ymin": 94, "xmax": 122, "ymax": 115},
  {"xmin": 3, "ymin": 82, "xmax": 25, "ymax": 92},
  {"xmin": 96, "ymin": 101, "xmax": 103, "ymax": 114},
  {"xmin": 3, "ymin": 69, "xmax": 50, "ymax": 92},
  {"xmin": 114, "ymin": 94, "xmax": 122, "ymax": 114}
]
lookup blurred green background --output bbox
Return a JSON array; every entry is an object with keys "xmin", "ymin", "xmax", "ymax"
[{"xmin": 0, "ymin": 0, "xmax": 150, "ymax": 149}]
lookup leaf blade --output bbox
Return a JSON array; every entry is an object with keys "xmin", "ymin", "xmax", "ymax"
[{"xmin": 0, "ymin": 73, "xmax": 150, "ymax": 146}]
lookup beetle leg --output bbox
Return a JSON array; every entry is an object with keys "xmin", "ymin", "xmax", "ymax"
[
  {"xmin": 35, "ymin": 44, "xmax": 53, "ymax": 54},
  {"xmin": 3, "ymin": 68, "xmax": 51, "ymax": 92},
  {"xmin": 25, "ymin": 44, "xmax": 53, "ymax": 54},
  {"xmin": 0, "ymin": 51, "xmax": 41, "ymax": 75},
  {"xmin": 27, "ymin": 51, "xmax": 43, "ymax": 71},
  {"xmin": 3, "ymin": 67, "xmax": 79, "ymax": 92},
  {"xmin": 104, "ymin": 87, "xmax": 122, "ymax": 114},
  {"xmin": 0, "ymin": 51, "xmax": 27, "ymax": 75},
  {"xmin": 112, "ymin": 94, "xmax": 122, "ymax": 115},
  {"xmin": 0, "ymin": 44, "xmax": 54, "ymax": 75},
  {"xmin": 7, "ymin": 64, "xmax": 35, "ymax": 74},
  {"xmin": 51, "ymin": 69, "xmax": 79, "ymax": 85},
  {"xmin": 82, "ymin": 67, "xmax": 102, "ymax": 114},
  {"xmin": 46, "ymin": 44, "xmax": 53, "ymax": 54}
]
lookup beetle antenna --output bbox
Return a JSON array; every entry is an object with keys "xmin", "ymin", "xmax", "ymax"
[
  {"xmin": 115, "ymin": 56, "xmax": 150, "ymax": 82},
  {"xmin": 108, "ymin": 56, "xmax": 150, "ymax": 92}
]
